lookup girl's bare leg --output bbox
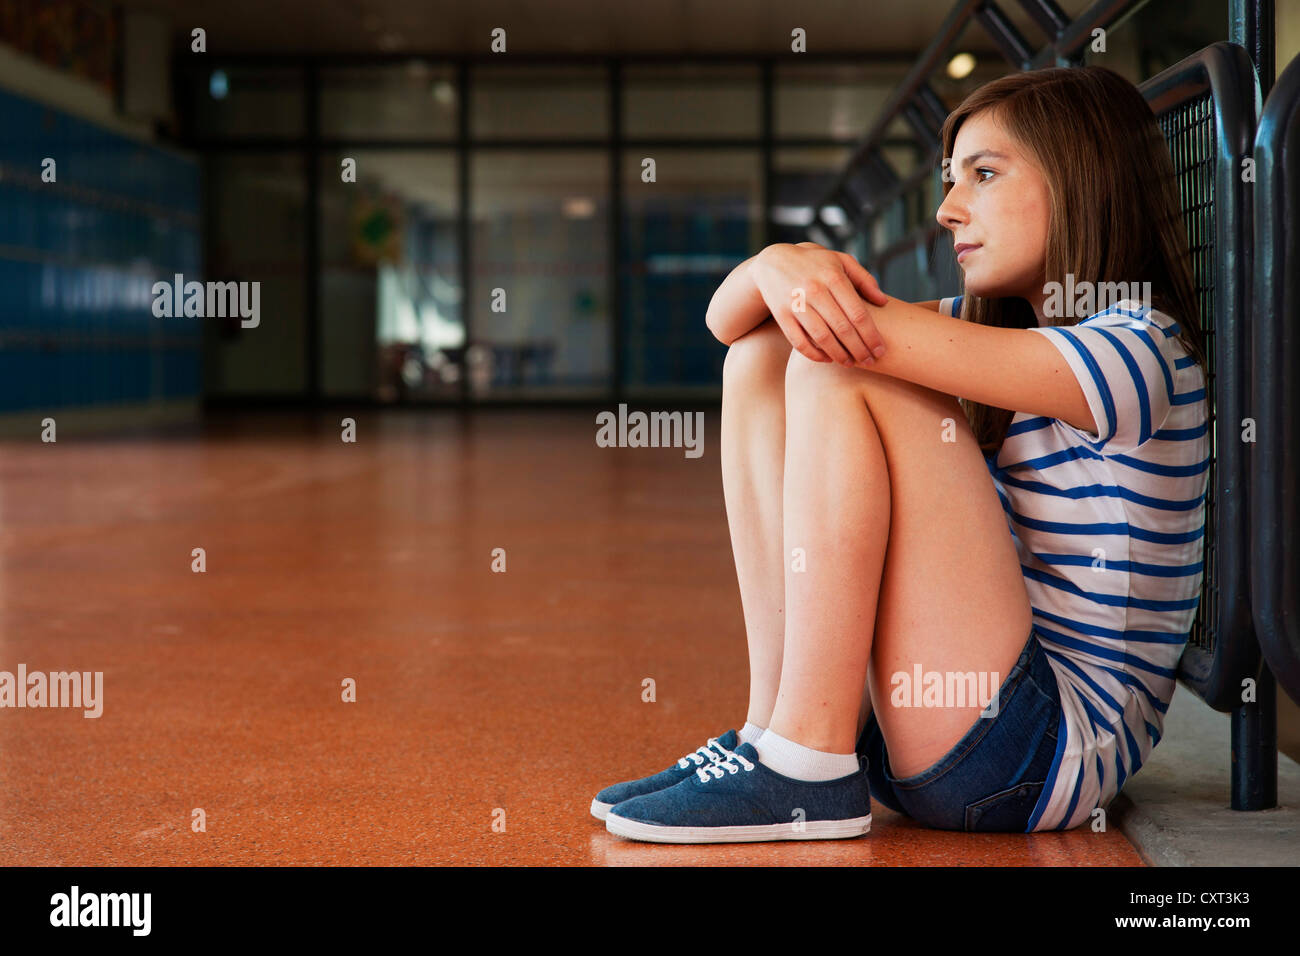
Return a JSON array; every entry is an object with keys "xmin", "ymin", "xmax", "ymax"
[
  {"xmin": 767, "ymin": 350, "xmax": 1033, "ymax": 774},
  {"xmin": 719, "ymin": 319, "xmax": 795, "ymax": 728}
]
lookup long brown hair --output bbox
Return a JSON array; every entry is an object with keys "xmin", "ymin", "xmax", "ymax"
[{"xmin": 940, "ymin": 66, "xmax": 1208, "ymax": 454}]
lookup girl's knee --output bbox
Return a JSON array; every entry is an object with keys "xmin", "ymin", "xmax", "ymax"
[
  {"xmin": 722, "ymin": 320, "xmax": 791, "ymax": 389},
  {"xmin": 784, "ymin": 342, "xmax": 860, "ymax": 395}
]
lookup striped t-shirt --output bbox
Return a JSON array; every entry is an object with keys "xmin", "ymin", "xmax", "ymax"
[{"xmin": 939, "ymin": 294, "xmax": 1210, "ymax": 831}]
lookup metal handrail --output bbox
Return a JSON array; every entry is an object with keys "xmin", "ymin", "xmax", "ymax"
[
  {"xmin": 807, "ymin": 0, "xmax": 1155, "ymax": 245},
  {"xmin": 1139, "ymin": 42, "xmax": 1261, "ymax": 712},
  {"xmin": 1251, "ymin": 50, "xmax": 1300, "ymax": 705}
]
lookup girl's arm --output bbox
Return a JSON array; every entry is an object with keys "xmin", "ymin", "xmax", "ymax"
[
  {"xmin": 848, "ymin": 296, "xmax": 1097, "ymax": 434},
  {"xmin": 703, "ymin": 244, "xmax": 1084, "ymax": 426},
  {"xmin": 705, "ymin": 250, "xmax": 943, "ymax": 348},
  {"xmin": 705, "ymin": 243, "xmax": 861, "ymax": 348},
  {"xmin": 705, "ymin": 267, "xmax": 1090, "ymax": 429},
  {"xmin": 704, "ymin": 254, "xmax": 773, "ymax": 347}
]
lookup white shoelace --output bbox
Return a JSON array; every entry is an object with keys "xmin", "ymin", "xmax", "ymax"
[
  {"xmin": 676, "ymin": 737, "xmax": 732, "ymax": 772},
  {"xmin": 693, "ymin": 746, "xmax": 755, "ymax": 783}
]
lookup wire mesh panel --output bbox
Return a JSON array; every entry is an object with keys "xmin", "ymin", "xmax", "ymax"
[
  {"xmin": 1141, "ymin": 43, "xmax": 1260, "ymax": 711},
  {"xmin": 1156, "ymin": 92, "xmax": 1218, "ymax": 656}
]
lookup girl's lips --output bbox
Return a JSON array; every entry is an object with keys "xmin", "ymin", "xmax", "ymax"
[{"xmin": 955, "ymin": 243, "xmax": 981, "ymax": 263}]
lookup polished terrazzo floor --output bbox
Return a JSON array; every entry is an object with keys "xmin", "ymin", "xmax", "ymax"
[{"xmin": 0, "ymin": 409, "xmax": 1142, "ymax": 865}]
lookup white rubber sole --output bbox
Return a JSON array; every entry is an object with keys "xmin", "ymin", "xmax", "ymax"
[
  {"xmin": 590, "ymin": 798, "xmax": 615, "ymax": 821},
  {"xmin": 605, "ymin": 813, "xmax": 871, "ymax": 844}
]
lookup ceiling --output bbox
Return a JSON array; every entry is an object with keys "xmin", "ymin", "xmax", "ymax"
[{"xmin": 128, "ymin": 0, "xmax": 1097, "ymax": 57}]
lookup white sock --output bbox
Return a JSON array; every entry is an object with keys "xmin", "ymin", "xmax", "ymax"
[
  {"xmin": 738, "ymin": 721, "xmax": 766, "ymax": 746},
  {"xmin": 754, "ymin": 729, "xmax": 860, "ymax": 781}
]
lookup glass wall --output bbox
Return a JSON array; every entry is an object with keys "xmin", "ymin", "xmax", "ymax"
[
  {"xmin": 319, "ymin": 149, "xmax": 459, "ymax": 400},
  {"xmin": 471, "ymin": 65, "xmax": 608, "ymax": 139},
  {"xmin": 204, "ymin": 152, "xmax": 306, "ymax": 396},
  {"xmin": 775, "ymin": 63, "xmax": 899, "ymax": 138},
  {"xmin": 190, "ymin": 66, "xmax": 305, "ymax": 139},
  {"xmin": 621, "ymin": 149, "xmax": 761, "ymax": 397},
  {"xmin": 771, "ymin": 146, "xmax": 852, "ymax": 240},
  {"xmin": 320, "ymin": 64, "xmax": 458, "ymax": 140},
  {"xmin": 179, "ymin": 57, "xmax": 908, "ymax": 404},
  {"xmin": 623, "ymin": 64, "xmax": 760, "ymax": 139},
  {"xmin": 471, "ymin": 150, "xmax": 609, "ymax": 398}
]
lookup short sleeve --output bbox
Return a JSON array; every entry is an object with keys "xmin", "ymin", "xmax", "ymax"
[{"xmin": 1026, "ymin": 306, "xmax": 1182, "ymax": 456}]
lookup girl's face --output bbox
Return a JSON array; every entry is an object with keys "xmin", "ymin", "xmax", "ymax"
[{"xmin": 935, "ymin": 109, "xmax": 1051, "ymax": 312}]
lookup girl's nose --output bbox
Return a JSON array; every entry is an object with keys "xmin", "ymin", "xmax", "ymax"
[{"xmin": 936, "ymin": 185, "xmax": 966, "ymax": 231}]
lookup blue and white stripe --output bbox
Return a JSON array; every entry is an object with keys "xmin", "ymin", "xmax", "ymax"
[{"xmin": 940, "ymin": 295, "xmax": 1210, "ymax": 831}]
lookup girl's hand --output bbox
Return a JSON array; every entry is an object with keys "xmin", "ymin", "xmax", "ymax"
[{"xmin": 748, "ymin": 243, "xmax": 890, "ymax": 365}]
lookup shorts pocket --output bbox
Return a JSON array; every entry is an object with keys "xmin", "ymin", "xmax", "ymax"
[{"xmin": 963, "ymin": 780, "xmax": 1046, "ymax": 832}]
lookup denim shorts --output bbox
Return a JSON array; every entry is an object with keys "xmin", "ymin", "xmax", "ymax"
[{"xmin": 856, "ymin": 625, "xmax": 1064, "ymax": 832}]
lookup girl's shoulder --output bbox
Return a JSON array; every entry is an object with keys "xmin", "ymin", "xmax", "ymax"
[
  {"xmin": 1075, "ymin": 300, "xmax": 1193, "ymax": 358},
  {"xmin": 1076, "ymin": 298, "xmax": 1171, "ymax": 329}
]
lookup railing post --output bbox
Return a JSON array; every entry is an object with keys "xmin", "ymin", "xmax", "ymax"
[
  {"xmin": 1230, "ymin": 0, "xmax": 1278, "ymax": 814},
  {"xmin": 1231, "ymin": 664, "xmax": 1278, "ymax": 810},
  {"xmin": 1230, "ymin": 0, "xmax": 1275, "ymax": 98}
]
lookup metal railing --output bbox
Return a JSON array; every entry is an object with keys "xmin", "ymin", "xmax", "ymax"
[
  {"xmin": 1139, "ymin": 43, "xmax": 1260, "ymax": 713},
  {"xmin": 804, "ymin": 0, "xmax": 1156, "ymax": 253},
  {"xmin": 1251, "ymin": 52, "xmax": 1300, "ymax": 707}
]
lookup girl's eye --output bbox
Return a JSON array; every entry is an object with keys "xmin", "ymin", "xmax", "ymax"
[{"xmin": 975, "ymin": 167, "xmax": 995, "ymax": 182}]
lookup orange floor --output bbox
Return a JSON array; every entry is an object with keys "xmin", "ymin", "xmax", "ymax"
[{"xmin": 0, "ymin": 409, "xmax": 1142, "ymax": 866}]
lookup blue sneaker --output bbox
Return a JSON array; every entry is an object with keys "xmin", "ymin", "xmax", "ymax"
[
  {"xmin": 590, "ymin": 730, "xmax": 742, "ymax": 821},
  {"xmin": 604, "ymin": 741, "xmax": 872, "ymax": 843}
]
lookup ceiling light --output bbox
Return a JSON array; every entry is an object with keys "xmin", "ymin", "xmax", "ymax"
[{"xmin": 946, "ymin": 52, "xmax": 976, "ymax": 80}]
